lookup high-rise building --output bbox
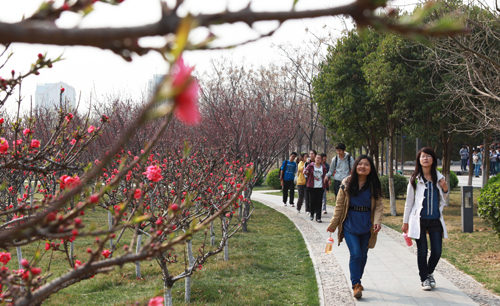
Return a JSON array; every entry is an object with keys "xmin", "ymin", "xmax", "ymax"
[
  {"xmin": 35, "ymin": 82, "xmax": 76, "ymax": 110},
  {"xmin": 148, "ymin": 74, "xmax": 165, "ymax": 99}
]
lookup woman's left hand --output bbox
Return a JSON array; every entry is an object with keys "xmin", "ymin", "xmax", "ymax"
[
  {"xmin": 373, "ymin": 224, "xmax": 381, "ymax": 233},
  {"xmin": 439, "ymin": 178, "xmax": 448, "ymax": 193}
]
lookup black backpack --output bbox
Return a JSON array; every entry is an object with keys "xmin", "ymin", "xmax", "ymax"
[{"xmin": 334, "ymin": 155, "xmax": 351, "ymax": 173}]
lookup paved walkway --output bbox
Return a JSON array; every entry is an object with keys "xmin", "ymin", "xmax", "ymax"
[{"xmin": 252, "ymin": 191, "xmax": 489, "ymax": 306}]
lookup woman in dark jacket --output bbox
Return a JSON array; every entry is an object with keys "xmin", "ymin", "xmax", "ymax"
[
  {"xmin": 303, "ymin": 155, "xmax": 327, "ymax": 223},
  {"xmin": 327, "ymin": 155, "xmax": 384, "ymax": 299}
]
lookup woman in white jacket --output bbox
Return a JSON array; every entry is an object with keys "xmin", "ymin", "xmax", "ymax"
[{"xmin": 402, "ymin": 147, "xmax": 449, "ymax": 291}]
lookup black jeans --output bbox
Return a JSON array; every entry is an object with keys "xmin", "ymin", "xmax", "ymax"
[
  {"xmin": 333, "ymin": 180, "xmax": 342, "ymax": 197},
  {"xmin": 297, "ymin": 185, "xmax": 306, "ymax": 211},
  {"xmin": 282, "ymin": 180, "xmax": 295, "ymax": 204},
  {"xmin": 461, "ymin": 159, "xmax": 468, "ymax": 171},
  {"xmin": 308, "ymin": 188, "xmax": 323, "ymax": 220},
  {"xmin": 415, "ymin": 219, "xmax": 443, "ymax": 282}
]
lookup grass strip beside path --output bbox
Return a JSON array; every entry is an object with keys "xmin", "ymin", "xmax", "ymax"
[{"xmin": 43, "ymin": 201, "xmax": 319, "ymax": 306}]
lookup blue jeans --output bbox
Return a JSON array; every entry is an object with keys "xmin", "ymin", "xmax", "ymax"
[
  {"xmin": 474, "ymin": 164, "xmax": 481, "ymax": 177},
  {"xmin": 415, "ymin": 228, "xmax": 442, "ymax": 282},
  {"xmin": 343, "ymin": 230, "xmax": 371, "ymax": 286},
  {"xmin": 491, "ymin": 162, "xmax": 497, "ymax": 175}
]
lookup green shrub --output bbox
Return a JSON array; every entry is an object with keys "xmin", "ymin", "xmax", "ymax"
[
  {"xmin": 266, "ymin": 169, "xmax": 281, "ymax": 189},
  {"xmin": 485, "ymin": 174, "xmax": 500, "ymax": 189},
  {"xmin": 437, "ymin": 168, "xmax": 459, "ymax": 189},
  {"xmin": 379, "ymin": 174, "xmax": 408, "ymax": 198},
  {"xmin": 254, "ymin": 175, "xmax": 265, "ymax": 186},
  {"xmin": 478, "ymin": 179, "xmax": 500, "ymax": 239}
]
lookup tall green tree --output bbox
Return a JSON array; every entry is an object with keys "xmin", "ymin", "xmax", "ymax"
[{"xmin": 313, "ymin": 30, "xmax": 385, "ymax": 168}]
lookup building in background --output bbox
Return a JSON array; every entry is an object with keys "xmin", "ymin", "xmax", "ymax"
[
  {"xmin": 147, "ymin": 74, "xmax": 165, "ymax": 99},
  {"xmin": 35, "ymin": 82, "xmax": 76, "ymax": 110}
]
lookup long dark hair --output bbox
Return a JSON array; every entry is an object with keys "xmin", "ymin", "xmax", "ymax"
[
  {"xmin": 410, "ymin": 147, "xmax": 438, "ymax": 190},
  {"xmin": 346, "ymin": 155, "xmax": 382, "ymax": 199}
]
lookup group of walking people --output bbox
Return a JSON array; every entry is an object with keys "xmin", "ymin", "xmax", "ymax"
[
  {"xmin": 460, "ymin": 144, "xmax": 500, "ymax": 176},
  {"xmin": 280, "ymin": 143, "xmax": 354, "ymax": 223},
  {"xmin": 280, "ymin": 146, "xmax": 449, "ymax": 299}
]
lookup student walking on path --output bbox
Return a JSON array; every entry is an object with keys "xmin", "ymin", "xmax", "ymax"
[
  {"xmin": 324, "ymin": 143, "xmax": 355, "ymax": 198},
  {"xmin": 296, "ymin": 153, "xmax": 308, "ymax": 213},
  {"xmin": 460, "ymin": 145, "xmax": 469, "ymax": 171},
  {"xmin": 473, "ymin": 149, "xmax": 483, "ymax": 177},
  {"xmin": 304, "ymin": 155, "xmax": 327, "ymax": 223},
  {"xmin": 402, "ymin": 147, "xmax": 449, "ymax": 291},
  {"xmin": 321, "ymin": 153, "xmax": 330, "ymax": 214},
  {"xmin": 280, "ymin": 152, "xmax": 297, "ymax": 207},
  {"xmin": 326, "ymin": 155, "xmax": 384, "ymax": 299},
  {"xmin": 490, "ymin": 148, "xmax": 497, "ymax": 175},
  {"xmin": 304, "ymin": 150, "xmax": 317, "ymax": 213}
]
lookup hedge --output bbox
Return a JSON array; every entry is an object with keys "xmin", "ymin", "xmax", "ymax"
[
  {"xmin": 379, "ymin": 174, "xmax": 408, "ymax": 198},
  {"xmin": 266, "ymin": 169, "xmax": 281, "ymax": 189},
  {"xmin": 478, "ymin": 178, "xmax": 500, "ymax": 239}
]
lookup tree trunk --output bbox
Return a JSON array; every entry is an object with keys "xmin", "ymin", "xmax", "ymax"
[
  {"xmin": 388, "ymin": 127, "xmax": 397, "ymax": 216},
  {"xmin": 380, "ymin": 140, "xmax": 384, "ymax": 176},
  {"xmin": 401, "ymin": 133, "xmax": 404, "ymax": 173},
  {"xmin": 16, "ymin": 246, "xmax": 23, "ymax": 269},
  {"xmin": 108, "ymin": 211, "xmax": 113, "ymax": 251},
  {"xmin": 210, "ymin": 221, "xmax": 215, "ymax": 246},
  {"xmin": 135, "ymin": 234, "xmax": 142, "ymax": 278},
  {"xmin": 224, "ymin": 238, "xmax": 229, "ymax": 261},
  {"xmin": 164, "ymin": 283, "xmax": 173, "ymax": 306},
  {"xmin": 468, "ymin": 144, "xmax": 474, "ymax": 186},
  {"xmin": 441, "ymin": 130, "xmax": 453, "ymax": 207},
  {"xmin": 483, "ymin": 136, "xmax": 491, "ymax": 188},
  {"xmin": 185, "ymin": 240, "xmax": 195, "ymax": 303}
]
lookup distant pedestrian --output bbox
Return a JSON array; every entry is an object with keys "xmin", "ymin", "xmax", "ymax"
[
  {"xmin": 325, "ymin": 143, "xmax": 355, "ymax": 198},
  {"xmin": 496, "ymin": 147, "xmax": 500, "ymax": 174},
  {"xmin": 327, "ymin": 155, "xmax": 384, "ymax": 299},
  {"xmin": 402, "ymin": 147, "xmax": 449, "ymax": 291},
  {"xmin": 321, "ymin": 153, "xmax": 330, "ymax": 214},
  {"xmin": 490, "ymin": 149, "xmax": 497, "ymax": 175},
  {"xmin": 473, "ymin": 149, "xmax": 482, "ymax": 177},
  {"xmin": 280, "ymin": 152, "xmax": 297, "ymax": 207},
  {"xmin": 304, "ymin": 150, "xmax": 317, "ymax": 213},
  {"xmin": 459, "ymin": 145, "xmax": 468, "ymax": 171},
  {"xmin": 303, "ymin": 155, "xmax": 327, "ymax": 223},
  {"xmin": 296, "ymin": 153, "xmax": 308, "ymax": 213}
]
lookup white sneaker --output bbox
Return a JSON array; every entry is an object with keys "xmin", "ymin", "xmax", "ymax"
[
  {"xmin": 284, "ymin": 203, "xmax": 287, "ymax": 207},
  {"xmin": 428, "ymin": 274, "xmax": 436, "ymax": 289},
  {"xmin": 421, "ymin": 279, "xmax": 431, "ymax": 291}
]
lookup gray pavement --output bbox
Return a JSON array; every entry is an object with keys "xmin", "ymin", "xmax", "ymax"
[{"xmin": 252, "ymin": 191, "xmax": 479, "ymax": 306}]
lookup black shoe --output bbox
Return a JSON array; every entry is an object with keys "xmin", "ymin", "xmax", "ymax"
[
  {"xmin": 316, "ymin": 220, "xmax": 322, "ymax": 223},
  {"xmin": 310, "ymin": 217, "xmax": 314, "ymax": 221}
]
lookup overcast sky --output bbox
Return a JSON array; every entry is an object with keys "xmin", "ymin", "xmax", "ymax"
[{"xmin": 0, "ymin": 0, "xmax": 416, "ymax": 113}]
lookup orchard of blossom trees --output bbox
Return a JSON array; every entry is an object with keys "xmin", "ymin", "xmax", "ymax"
[{"xmin": 0, "ymin": 1, "xmax": 464, "ymax": 305}]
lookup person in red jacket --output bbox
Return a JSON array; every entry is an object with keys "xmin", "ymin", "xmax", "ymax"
[{"xmin": 303, "ymin": 155, "xmax": 328, "ymax": 223}]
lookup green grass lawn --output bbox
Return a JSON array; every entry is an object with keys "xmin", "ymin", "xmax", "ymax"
[{"xmin": 27, "ymin": 201, "xmax": 319, "ymax": 305}]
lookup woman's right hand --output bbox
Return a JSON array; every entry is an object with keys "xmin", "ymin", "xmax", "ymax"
[
  {"xmin": 401, "ymin": 223, "xmax": 408, "ymax": 233},
  {"xmin": 327, "ymin": 227, "xmax": 335, "ymax": 233}
]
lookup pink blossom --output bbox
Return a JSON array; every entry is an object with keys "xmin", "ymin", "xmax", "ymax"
[
  {"xmin": 134, "ymin": 189, "xmax": 142, "ymax": 199},
  {"xmin": 70, "ymin": 139, "xmax": 77, "ymax": 145},
  {"xmin": 148, "ymin": 297, "xmax": 164, "ymax": 306},
  {"xmin": 23, "ymin": 128, "xmax": 31, "ymax": 136},
  {"xmin": 15, "ymin": 139, "xmax": 22, "ymax": 145},
  {"xmin": 172, "ymin": 56, "xmax": 200, "ymax": 125},
  {"xmin": 31, "ymin": 139, "xmax": 40, "ymax": 148},
  {"xmin": 0, "ymin": 118, "xmax": 4, "ymax": 124},
  {"xmin": 88, "ymin": 125, "xmax": 95, "ymax": 133},
  {"xmin": 145, "ymin": 165, "xmax": 163, "ymax": 182},
  {"xmin": 102, "ymin": 249, "xmax": 111, "ymax": 258},
  {"xmin": 0, "ymin": 252, "xmax": 11, "ymax": 265},
  {"xmin": 60, "ymin": 175, "xmax": 81, "ymax": 189},
  {"xmin": 0, "ymin": 138, "xmax": 8, "ymax": 152},
  {"xmin": 74, "ymin": 260, "xmax": 82, "ymax": 268}
]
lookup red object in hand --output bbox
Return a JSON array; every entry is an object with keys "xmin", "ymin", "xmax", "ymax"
[{"xmin": 403, "ymin": 233, "xmax": 412, "ymax": 247}]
